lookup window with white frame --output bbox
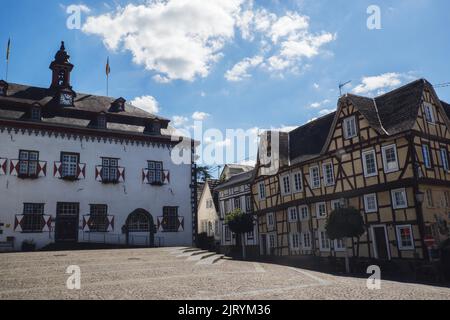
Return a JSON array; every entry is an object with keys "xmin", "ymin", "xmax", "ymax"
[
  {"xmin": 280, "ymin": 174, "xmax": 291, "ymax": 195},
  {"xmin": 440, "ymin": 148, "xmax": 449, "ymax": 171},
  {"xmin": 319, "ymin": 230, "xmax": 331, "ymax": 251},
  {"xmin": 258, "ymin": 182, "xmax": 266, "ymax": 200},
  {"xmin": 426, "ymin": 189, "xmax": 434, "ymax": 207},
  {"xmin": 302, "ymin": 231, "xmax": 312, "ymax": 249},
  {"xmin": 310, "ymin": 166, "xmax": 320, "ymax": 189},
  {"xmin": 334, "ymin": 239, "xmax": 345, "ymax": 251},
  {"xmin": 422, "ymin": 144, "xmax": 432, "ymax": 169},
  {"xmin": 267, "ymin": 212, "xmax": 275, "ymax": 228},
  {"xmin": 299, "ymin": 205, "xmax": 309, "ymax": 220},
  {"xmin": 18, "ymin": 150, "xmax": 39, "ymax": 177},
  {"xmin": 234, "ymin": 197, "xmax": 241, "ymax": 210},
  {"xmin": 224, "ymin": 225, "xmax": 231, "ymax": 241},
  {"xmin": 292, "ymin": 171, "xmax": 303, "ymax": 193},
  {"xmin": 331, "ymin": 199, "xmax": 341, "ymax": 211},
  {"xmin": 206, "ymin": 199, "xmax": 213, "ymax": 209},
  {"xmin": 382, "ymin": 144, "xmax": 399, "ymax": 173},
  {"xmin": 323, "ymin": 163, "xmax": 334, "ymax": 186},
  {"xmin": 343, "ymin": 116, "xmax": 357, "ymax": 139},
  {"xmin": 316, "ymin": 202, "xmax": 327, "ymax": 218},
  {"xmin": 288, "ymin": 207, "xmax": 298, "ymax": 222},
  {"xmin": 362, "ymin": 149, "xmax": 377, "ymax": 177},
  {"xmin": 61, "ymin": 152, "xmax": 79, "ymax": 178},
  {"xmin": 268, "ymin": 233, "xmax": 276, "ymax": 250},
  {"xmin": 245, "ymin": 195, "xmax": 252, "ymax": 212},
  {"xmin": 423, "ymin": 103, "xmax": 435, "ymax": 123},
  {"xmin": 290, "ymin": 233, "xmax": 300, "ymax": 250},
  {"xmin": 392, "ymin": 188, "xmax": 408, "ymax": 209},
  {"xmin": 396, "ymin": 225, "xmax": 414, "ymax": 250},
  {"xmin": 364, "ymin": 193, "xmax": 378, "ymax": 213}
]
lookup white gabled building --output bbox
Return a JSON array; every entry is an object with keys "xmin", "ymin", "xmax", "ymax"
[{"xmin": 0, "ymin": 42, "xmax": 196, "ymax": 251}]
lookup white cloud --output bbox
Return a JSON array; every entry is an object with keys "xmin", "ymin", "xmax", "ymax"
[
  {"xmin": 172, "ymin": 115, "xmax": 189, "ymax": 127},
  {"xmin": 318, "ymin": 108, "xmax": 335, "ymax": 116},
  {"xmin": 192, "ymin": 111, "xmax": 210, "ymax": 121},
  {"xmin": 130, "ymin": 95, "xmax": 160, "ymax": 114},
  {"xmin": 309, "ymin": 99, "xmax": 331, "ymax": 109},
  {"xmin": 82, "ymin": 0, "xmax": 244, "ymax": 82},
  {"xmin": 313, "ymin": 83, "xmax": 320, "ymax": 89},
  {"xmin": 225, "ymin": 55, "xmax": 264, "ymax": 81},
  {"xmin": 226, "ymin": 6, "xmax": 335, "ymax": 81},
  {"xmin": 83, "ymin": 0, "xmax": 335, "ymax": 83},
  {"xmin": 352, "ymin": 72, "xmax": 414, "ymax": 96}
]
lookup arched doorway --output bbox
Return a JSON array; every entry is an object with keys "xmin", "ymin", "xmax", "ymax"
[{"xmin": 125, "ymin": 209, "xmax": 155, "ymax": 247}]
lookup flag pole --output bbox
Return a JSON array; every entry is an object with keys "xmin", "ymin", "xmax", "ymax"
[
  {"xmin": 106, "ymin": 57, "xmax": 110, "ymax": 96},
  {"xmin": 5, "ymin": 38, "xmax": 11, "ymax": 81}
]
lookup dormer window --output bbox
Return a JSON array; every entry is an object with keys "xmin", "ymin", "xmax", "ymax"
[
  {"xmin": 0, "ymin": 80, "xmax": 8, "ymax": 96},
  {"xmin": 144, "ymin": 121, "xmax": 161, "ymax": 135},
  {"xmin": 30, "ymin": 105, "xmax": 41, "ymax": 121},
  {"xmin": 97, "ymin": 114, "xmax": 107, "ymax": 129},
  {"xmin": 110, "ymin": 97, "xmax": 126, "ymax": 112}
]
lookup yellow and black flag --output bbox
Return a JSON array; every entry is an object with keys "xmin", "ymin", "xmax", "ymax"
[
  {"xmin": 106, "ymin": 57, "xmax": 111, "ymax": 76},
  {"xmin": 6, "ymin": 38, "xmax": 10, "ymax": 61}
]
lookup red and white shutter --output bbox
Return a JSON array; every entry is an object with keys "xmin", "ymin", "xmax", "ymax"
[
  {"xmin": 42, "ymin": 215, "xmax": 52, "ymax": 232},
  {"xmin": 157, "ymin": 217, "xmax": 164, "ymax": 232},
  {"xmin": 54, "ymin": 162, "xmax": 62, "ymax": 178},
  {"xmin": 163, "ymin": 170, "xmax": 170, "ymax": 184},
  {"xmin": 95, "ymin": 166, "xmax": 103, "ymax": 182},
  {"xmin": 14, "ymin": 215, "xmax": 24, "ymax": 232},
  {"xmin": 10, "ymin": 160, "xmax": 20, "ymax": 176},
  {"xmin": 107, "ymin": 216, "xmax": 114, "ymax": 232},
  {"xmin": 37, "ymin": 161, "xmax": 47, "ymax": 177},
  {"xmin": 0, "ymin": 158, "xmax": 7, "ymax": 175},
  {"xmin": 118, "ymin": 168, "xmax": 125, "ymax": 182},
  {"xmin": 142, "ymin": 169, "xmax": 149, "ymax": 184},
  {"xmin": 177, "ymin": 217, "xmax": 184, "ymax": 232},
  {"xmin": 77, "ymin": 163, "xmax": 86, "ymax": 179},
  {"xmin": 82, "ymin": 215, "xmax": 90, "ymax": 232}
]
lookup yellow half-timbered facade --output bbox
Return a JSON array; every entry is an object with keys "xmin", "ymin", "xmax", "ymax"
[{"xmin": 253, "ymin": 79, "xmax": 450, "ymax": 263}]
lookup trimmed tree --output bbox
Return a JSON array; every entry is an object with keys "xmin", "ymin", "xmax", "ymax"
[
  {"xmin": 225, "ymin": 208, "xmax": 254, "ymax": 260},
  {"xmin": 326, "ymin": 206, "xmax": 365, "ymax": 273}
]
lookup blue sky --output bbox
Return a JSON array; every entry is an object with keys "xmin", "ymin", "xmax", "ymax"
[{"xmin": 1, "ymin": 0, "xmax": 450, "ymax": 168}]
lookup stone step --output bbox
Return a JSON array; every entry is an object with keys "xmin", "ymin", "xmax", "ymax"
[
  {"xmin": 186, "ymin": 252, "xmax": 216, "ymax": 261},
  {"xmin": 176, "ymin": 249, "xmax": 208, "ymax": 258},
  {"xmin": 196, "ymin": 254, "xmax": 225, "ymax": 265}
]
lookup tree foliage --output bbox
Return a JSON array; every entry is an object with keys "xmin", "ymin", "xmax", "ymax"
[
  {"xmin": 326, "ymin": 206, "xmax": 365, "ymax": 240},
  {"xmin": 225, "ymin": 209, "xmax": 254, "ymax": 235},
  {"xmin": 196, "ymin": 165, "xmax": 213, "ymax": 182}
]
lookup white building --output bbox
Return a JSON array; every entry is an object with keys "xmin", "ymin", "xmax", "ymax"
[
  {"xmin": 197, "ymin": 180, "xmax": 220, "ymax": 247},
  {"xmin": 0, "ymin": 42, "xmax": 195, "ymax": 251}
]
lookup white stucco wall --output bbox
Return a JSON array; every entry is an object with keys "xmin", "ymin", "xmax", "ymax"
[{"xmin": 0, "ymin": 128, "xmax": 193, "ymax": 250}]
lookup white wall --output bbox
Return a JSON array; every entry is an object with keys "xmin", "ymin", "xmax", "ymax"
[{"xmin": 0, "ymin": 129, "xmax": 193, "ymax": 250}]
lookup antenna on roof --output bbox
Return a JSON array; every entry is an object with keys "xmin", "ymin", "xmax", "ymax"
[
  {"xmin": 434, "ymin": 82, "xmax": 450, "ymax": 88},
  {"xmin": 339, "ymin": 80, "xmax": 352, "ymax": 96}
]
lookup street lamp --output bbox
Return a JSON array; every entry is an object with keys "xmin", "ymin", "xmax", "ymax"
[{"xmin": 415, "ymin": 191, "xmax": 425, "ymax": 204}]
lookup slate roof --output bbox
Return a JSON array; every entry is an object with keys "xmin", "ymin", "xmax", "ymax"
[
  {"xmin": 215, "ymin": 169, "xmax": 255, "ymax": 191},
  {"xmin": 289, "ymin": 112, "xmax": 335, "ymax": 163},
  {"xmin": 284, "ymin": 79, "xmax": 449, "ymax": 165}
]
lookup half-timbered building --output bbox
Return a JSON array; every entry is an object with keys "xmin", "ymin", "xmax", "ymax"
[
  {"xmin": 0, "ymin": 42, "xmax": 195, "ymax": 251},
  {"xmin": 253, "ymin": 79, "xmax": 450, "ymax": 264},
  {"xmin": 216, "ymin": 167, "xmax": 259, "ymax": 256}
]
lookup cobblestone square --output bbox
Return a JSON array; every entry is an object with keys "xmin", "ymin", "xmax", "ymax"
[{"xmin": 1, "ymin": 248, "xmax": 449, "ymax": 300}]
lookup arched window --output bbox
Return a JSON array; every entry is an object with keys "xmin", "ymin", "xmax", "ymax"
[{"xmin": 127, "ymin": 212, "xmax": 150, "ymax": 232}]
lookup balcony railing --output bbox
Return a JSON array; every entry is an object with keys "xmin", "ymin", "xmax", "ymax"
[
  {"xmin": 14, "ymin": 214, "xmax": 52, "ymax": 233},
  {"xmin": 9, "ymin": 160, "xmax": 47, "ymax": 178},
  {"xmin": 54, "ymin": 162, "xmax": 86, "ymax": 180},
  {"xmin": 157, "ymin": 216, "xmax": 184, "ymax": 232},
  {"xmin": 95, "ymin": 166, "xmax": 125, "ymax": 183},
  {"xmin": 142, "ymin": 169, "xmax": 170, "ymax": 185}
]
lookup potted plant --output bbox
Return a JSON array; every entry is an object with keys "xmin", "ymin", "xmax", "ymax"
[{"xmin": 21, "ymin": 239, "xmax": 36, "ymax": 252}]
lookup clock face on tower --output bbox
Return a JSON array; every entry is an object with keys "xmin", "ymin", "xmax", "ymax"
[{"xmin": 60, "ymin": 92, "xmax": 73, "ymax": 106}]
